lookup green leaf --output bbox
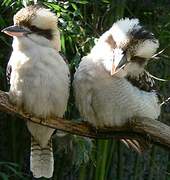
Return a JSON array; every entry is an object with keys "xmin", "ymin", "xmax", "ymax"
[
  {"xmin": 76, "ymin": 0, "xmax": 88, "ymax": 4},
  {"xmin": 71, "ymin": 3, "xmax": 77, "ymax": 11},
  {"xmin": 49, "ymin": 4, "xmax": 61, "ymax": 11},
  {"xmin": 0, "ymin": 173, "xmax": 9, "ymax": 180},
  {"xmin": 61, "ymin": 33, "xmax": 66, "ymax": 53},
  {"xmin": 2, "ymin": 0, "xmax": 11, "ymax": 6}
]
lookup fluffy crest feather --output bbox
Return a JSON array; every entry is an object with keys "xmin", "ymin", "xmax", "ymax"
[
  {"xmin": 92, "ymin": 18, "xmax": 159, "ymax": 61},
  {"xmin": 110, "ymin": 18, "xmax": 159, "ymax": 58},
  {"xmin": 110, "ymin": 18, "xmax": 139, "ymax": 47},
  {"xmin": 14, "ymin": 5, "xmax": 58, "ymax": 30}
]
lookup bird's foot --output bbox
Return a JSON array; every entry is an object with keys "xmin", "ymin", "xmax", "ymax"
[{"xmin": 39, "ymin": 118, "xmax": 47, "ymax": 124}]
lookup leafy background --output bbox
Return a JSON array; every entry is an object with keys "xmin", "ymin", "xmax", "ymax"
[{"xmin": 0, "ymin": 0, "xmax": 170, "ymax": 179}]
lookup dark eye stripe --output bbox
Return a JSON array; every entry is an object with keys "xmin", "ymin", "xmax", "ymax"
[
  {"xmin": 29, "ymin": 25, "xmax": 53, "ymax": 40},
  {"xmin": 29, "ymin": 26, "xmax": 53, "ymax": 40},
  {"xmin": 131, "ymin": 27, "xmax": 155, "ymax": 40},
  {"xmin": 18, "ymin": 20, "xmax": 53, "ymax": 40},
  {"xmin": 131, "ymin": 56, "xmax": 146, "ymax": 65},
  {"xmin": 132, "ymin": 56, "xmax": 145, "ymax": 61}
]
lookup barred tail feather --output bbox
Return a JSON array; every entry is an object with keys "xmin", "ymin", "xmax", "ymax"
[{"xmin": 31, "ymin": 137, "xmax": 54, "ymax": 178}]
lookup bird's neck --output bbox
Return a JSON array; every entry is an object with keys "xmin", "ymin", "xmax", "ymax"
[{"xmin": 123, "ymin": 62, "xmax": 145, "ymax": 77}]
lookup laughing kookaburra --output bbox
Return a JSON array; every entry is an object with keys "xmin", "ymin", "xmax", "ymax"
[
  {"xmin": 2, "ymin": 5, "xmax": 70, "ymax": 178},
  {"xmin": 73, "ymin": 18, "xmax": 161, "ymax": 152}
]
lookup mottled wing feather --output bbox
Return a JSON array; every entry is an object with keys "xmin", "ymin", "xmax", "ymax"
[
  {"xmin": 6, "ymin": 63, "xmax": 12, "ymax": 85},
  {"xmin": 127, "ymin": 70, "xmax": 156, "ymax": 92},
  {"xmin": 127, "ymin": 70, "xmax": 163, "ymax": 103}
]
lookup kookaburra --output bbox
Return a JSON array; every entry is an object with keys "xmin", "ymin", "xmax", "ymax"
[
  {"xmin": 73, "ymin": 18, "xmax": 161, "ymax": 152},
  {"xmin": 2, "ymin": 5, "xmax": 70, "ymax": 178}
]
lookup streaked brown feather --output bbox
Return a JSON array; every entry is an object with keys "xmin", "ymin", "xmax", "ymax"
[{"xmin": 127, "ymin": 70, "xmax": 156, "ymax": 92}]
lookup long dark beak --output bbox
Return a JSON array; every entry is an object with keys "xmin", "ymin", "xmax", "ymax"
[
  {"xmin": 111, "ymin": 50, "xmax": 128, "ymax": 75},
  {"xmin": 1, "ymin": 25, "xmax": 31, "ymax": 37}
]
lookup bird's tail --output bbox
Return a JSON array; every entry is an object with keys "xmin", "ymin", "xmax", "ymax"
[
  {"xmin": 121, "ymin": 138, "xmax": 150, "ymax": 153},
  {"xmin": 30, "ymin": 137, "xmax": 54, "ymax": 178}
]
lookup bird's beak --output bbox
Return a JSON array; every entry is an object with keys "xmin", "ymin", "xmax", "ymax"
[
  {"xmin": 111, "ymin": 49, "xmax": 128, "ymax": 75},
  {"xmin": 1, "ymin": 25, "xmax": 31, "ymax": 37}
]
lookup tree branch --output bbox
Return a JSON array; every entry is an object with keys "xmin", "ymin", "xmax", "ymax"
[{"xmin": 0, "ymin": 90, "xmax": 170, "ymax": 150}]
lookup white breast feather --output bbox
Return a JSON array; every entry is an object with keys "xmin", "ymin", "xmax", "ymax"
[
  {"xmin": 74, "ymin": 56, "xmax": 160, "ymax": 128},
  {"xmin": 9, "ymin": 37, "xmax": 70, "ymax": 145}
]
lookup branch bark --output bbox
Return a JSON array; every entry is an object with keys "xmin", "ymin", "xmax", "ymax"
[{"xmin": 0, "ymin": 90, "xmax": 170, "ymax": 150}]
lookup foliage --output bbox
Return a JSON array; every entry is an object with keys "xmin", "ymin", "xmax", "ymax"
[
  {"xmin": 0, "ymin": 162, "xmax": 29, "ymax": 180},
  {"xmin": 0, "ymin": 0, "xmax": 170, "ymax": 180}
]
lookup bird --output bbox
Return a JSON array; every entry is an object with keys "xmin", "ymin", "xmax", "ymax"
[
  {"xmin": 2, "ymin": 5, "xmax": 70, "ymax": 178},
  {"xmin": 73, "ymin": 18, "xmax": 161, "ymax": 153}
]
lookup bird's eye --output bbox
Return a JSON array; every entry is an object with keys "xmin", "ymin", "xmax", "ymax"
[
  {"xmin": 123, "ymin": 49, "xmax": 127, "ymax": 54},
  {"xmin": 132, "ymin": 56, "xmax": 145, "ymax": 61},
  {"xmin": 30, "ymin": 25, "xmax": 37, "ymax": 31},
  {"xmin": 132, "ymin": 56, "xmax": 138, "ymax": 61}
]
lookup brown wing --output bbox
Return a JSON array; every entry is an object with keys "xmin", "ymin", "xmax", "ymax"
[
  {"xmin": 6, "ymin": 63, "xmax": 12, "ymax": 85},
  {"xmin": 126, "ymin": 70, "xmax": 156, "ymax": 92},
  {"xmin": 127, "ymin": 70, "xmax": 163, "ymax": 103}
]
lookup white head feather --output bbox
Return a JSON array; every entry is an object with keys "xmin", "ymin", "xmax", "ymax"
[{"xmin": 14, "ymin": 5, "xmax": 61, "ymax": 51}]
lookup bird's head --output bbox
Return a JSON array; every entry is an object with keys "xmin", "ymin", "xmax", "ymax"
[
  {"xmin": 1, "ymin": 5, "xmax": 60, "ymax": 51},
  {"xmin": 96, "ymin": 18, "xmax": 159, "ymax": 77}
]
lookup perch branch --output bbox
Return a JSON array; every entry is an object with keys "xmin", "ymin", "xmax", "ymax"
[{"xmin": 0, "ymin": 90, "xmax": 170, "ymax": 150}]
